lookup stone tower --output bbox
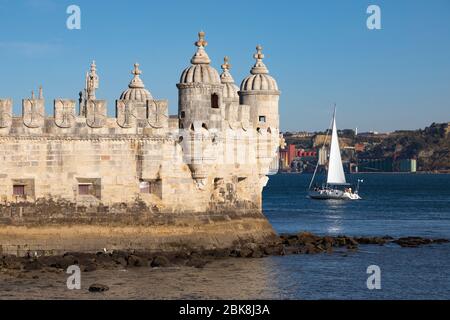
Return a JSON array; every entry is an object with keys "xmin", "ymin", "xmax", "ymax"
[
  {"xmin": 177, "ymin": 31, "xmax": 224, "ymax": 132},
  {"xmin": 239, "ymin": 45, "xmax": 280, "ymax": 133},
  {"xmin": 220, "ymin": 56, "xmax": 240, "ymax": 129}
]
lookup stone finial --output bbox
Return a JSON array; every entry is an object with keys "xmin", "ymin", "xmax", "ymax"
[
  {"xmin": 86, "ymin": 60, "xmax": 99, "ymax": 100},
  {"xmin": 31, "ymin": 90, "xmax": 35, "ymax": 99},
  {"xmin": 195, "ymin": 31, "xmax": 208, "ymax": 48},
  {"xmin": 251, "ymin": 45, "xmax": 269, "ymax": 75},
  {"xmin": 254, "ymin": 45, "xmax": 264, "ymax": 61},
  {"xmin": 38, "ymin": 85, "xmax": 43, "ymax": 99},
  {"xmin": 132, "ymin": 63, "xmax": 142, "ymax": 76},
  {"xmin": 220, "ymin": 56, "xmax": 235, "ymax": 83},
  {"xmin": 90, "ymin": 60, "xmax": 97, "ymax": 74},
  {"xmin": 191, "ymin": 31, "xmax": 211, "ymax": 65},
  {"xmin": 221, "ymin": 56, "xmax": 230, "ymax": 71},
  {"xmin": 128, "ymin": 63, "xmax": 145, "ymax": 89}
]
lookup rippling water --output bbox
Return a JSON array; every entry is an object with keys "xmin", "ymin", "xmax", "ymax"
[{"xmin": 1, "ymin": 174, "xmax": 450, "ymax": 299}]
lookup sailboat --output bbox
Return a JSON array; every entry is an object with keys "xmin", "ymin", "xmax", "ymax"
[{"xmin": 308, "ymin": 107, "xmax": 362, "ymax": 200}]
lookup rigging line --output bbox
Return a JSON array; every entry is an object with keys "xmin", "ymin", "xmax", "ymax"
[{"xmin": 308, "ymin": 107, "xmax": 335, "ymax": 190}]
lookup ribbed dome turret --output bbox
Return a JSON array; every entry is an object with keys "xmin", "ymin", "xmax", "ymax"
[
  {"xmin": 179, "ymin": 31, "xmax": 220, "ymax": 84},
  {"xmin": 120, "ymin": 63, "xmax": 153, "ymax": 102},
  {"xmin": 220, "ymin": 56, "xmax": 239, "ymax": 99},
  {"xmin": 240, "ymin": 45, "xmax": 279, "ymax": 91}
]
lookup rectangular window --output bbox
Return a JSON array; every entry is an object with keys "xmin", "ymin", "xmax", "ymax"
[
  {"xmin": 211, "ymin": 94, "xmax": 219, "ymax": 109},
  {"xmin": 76, "ymin": 178, "xmax": 101, "ymax": 199},
  {"xmin": 259, "ymin": 116, "xmax": 266, "ymax": 123},
  {"xmin": 180, "ymin": 111, "xmax": 185, "ymax": 118},
  {"xmin": 13, "ymin": 185, "xmax": 25, "ymax": 196},
  {"xmin": 78, "ymin": 184, "xmax": 90, "ymax": 195}
]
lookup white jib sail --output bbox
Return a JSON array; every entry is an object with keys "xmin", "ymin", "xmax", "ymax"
[{"xmin": 327, "ymin": 109, "xmax": 346, "ymax": 185}]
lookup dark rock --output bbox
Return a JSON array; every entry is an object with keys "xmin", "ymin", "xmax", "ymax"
[
  {"xmin": 297, "ymin": 232, "xmax": 320, "ymax": 245},
  {"xmin": 111, "ymin": 251, "xmax": 129, "ymax": 267},
  {"xmin": 186, "ymin": 257, "xmax": 209, "ymax": 268},
  {"xmin": 93, "ymin": 253, "xmax": 113, "ymax": 266},
  {"xmin": 250, "ymin": 248, "xmax": 264, "ymax": 258},
  {"xmin": 151, "ymin": 255, "xmax": 170, "ymax": 268},
  {"xmin": 263, "ymin": 244, "xmax": 284, "ymax": 256},
  {"xmin": 239, "ymin": 247, "xmax": 254, "ymax": 258},
  {"xmin": 335, "ymin": 237, "xmax": 347, "ymax": 246},
  {"xmin": 321, "ymin": 236, "xmax": 335, "ymax": 248},
  {"xmin": 346, "ymin": 237, "xmax": 358, "ymax": 246},
  {"xmin": 82, "ymin": 263, "xmax": 97, "ymax": 272},
  {"xmin": 23, "ymin": 259, "xmax": 43, "ymax": 271},
  {"xmin": 241, "ymin": 243, "xmax": 264, "ymax": 258},
  {"xmin": 284, "ymin": 246, "xmax": 300, "ymax": 255},
  {"xmin": 127, "ymin": 255, "xmax": 147, "ymax": 267},
  {"xmin": 114, "ymin": 257, "xmax": 128, "ymax": 267},
  {"xmin": 208, "ymin": 248, "xmax": 230, "ymax": 258},
  {"xmin": 88, "ymin": 283, "xmax": 109, "ymax": 292},
  {"xmin": 355, "ymin": 237, "xmax": 387, "ymax": 245},
  {"xmin": 393, "ymin": 237, "xmax": 432, "ymax": 247},
  {"xmin": 303, "ymin": 243, "xmax": 320, "ymax": 254},
  {"xmin": 1, "ymin": 256, "xmax": 23, "ymax": 270},
  {"xmin": 62, "ymin": 254, "xmax": 79, "ymax": 266}
]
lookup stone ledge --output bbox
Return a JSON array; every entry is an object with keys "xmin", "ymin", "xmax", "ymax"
[{"xmin": 0, "ymin": 216, "xmax": 277, "ymax": 256}]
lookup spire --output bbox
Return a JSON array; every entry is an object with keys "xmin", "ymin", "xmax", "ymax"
[
  {"xmin": 128, "ymin": 63, "xmax": 145, "ymax": 89},
  {"xmin": 90, "ymin": 60, "xmax": 97, "ymax": 75},
  {"xmin": 38, "ymin": 85, "xmax": 43, "ymax": 99},
  {"xmin": 86, "ymin": 60, "xmax": 99, "ymax": 100},
  {"xmin": 191, "ymin": 31, "xmax": 211, "ymax": 65},
  {"xmin": 31, "ymin": 90, "xmax": 35, "ymax": 99},
  {"xmin": 220, "ymin": 56, "xmax": 235, "ymax": 83},
  {"xmin": 250, "ymin": 45, "xmax": 269, "ymax": 75}
]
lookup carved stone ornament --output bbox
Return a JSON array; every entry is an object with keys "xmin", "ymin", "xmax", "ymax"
[
  {"xmin": 86, "ymin": 100, "xmax": 106, "ymax": 128},
  {"xmin": 54, "ymin": 99, "xmax": 76, "ymax": 128},
  {"xmin": 147, "ymin": 100, "xmax": 168, "ymax": 128},
  {"xmin": 116, "ymin": 100, "xmax": 136, "ymax": 128},
  {"xmin": 0, "ymin": 99, "xmax": 12, "ymax": 128},
  {"xmin": 23, "ymin": 99, "xmax": 44, "ymax": 128}
]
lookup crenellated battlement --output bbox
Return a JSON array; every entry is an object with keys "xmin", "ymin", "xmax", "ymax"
[{"xmin": 0, "ymin": 98, "xmax": 174, "ymax": 136}]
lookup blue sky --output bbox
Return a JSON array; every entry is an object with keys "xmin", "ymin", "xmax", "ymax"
[{"xmin": 0, "ymin": 0, "xmax": 449, "ymax": 132}]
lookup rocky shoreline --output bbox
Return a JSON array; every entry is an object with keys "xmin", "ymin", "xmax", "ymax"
[{"xmin": 1, "ymin": 232, "xmax": 448, "ymax": 274}]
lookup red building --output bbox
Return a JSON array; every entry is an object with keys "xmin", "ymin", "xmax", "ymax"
[{"xmin": 279, "ymin": 145, "xmax": 318, "ymax": 171}]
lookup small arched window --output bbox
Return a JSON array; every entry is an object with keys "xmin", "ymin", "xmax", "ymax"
[{"xmin": 211, "ymin": 93, "xmax": 219, "ymax": 109}]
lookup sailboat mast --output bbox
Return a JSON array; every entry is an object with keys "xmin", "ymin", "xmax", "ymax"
[
  {"xmin": 307, "ymin": 107, "xmax": 334, "ymax": 190},
  {"xmin": 327, "ymin": 105, "xmax": 347, "ymax": 185}
]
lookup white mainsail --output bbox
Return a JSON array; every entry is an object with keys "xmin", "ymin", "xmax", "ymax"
[{"xmin": 326, "ymin": 109, "xmax": 346, "ymax": 185}]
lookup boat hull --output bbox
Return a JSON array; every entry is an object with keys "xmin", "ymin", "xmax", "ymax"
[{"xmin": 308, "ymin": 189, "xmax": 361, "ymax": 200}]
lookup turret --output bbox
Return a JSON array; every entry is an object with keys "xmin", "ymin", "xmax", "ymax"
[
  {"xmin": 220, "ymin": 56, "xmax": 240, "ymax": 129},
  {"xmin": 239, "ymin": 45, "xmax": 280, "ymax": 133},
  {"xmin": 177, "ymin": 31, "xmax": 224, "ymax": 133}
]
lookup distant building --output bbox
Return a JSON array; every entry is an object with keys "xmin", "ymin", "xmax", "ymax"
[
  {"xmin": 399, "ymin": 159, "xmax": 417, "ymax": 173},
  {"xmin": 355, "ymin": 143, "xmax": 365, "ymax": 152},
  {"xmin": 318, "ymin": 146, "xmax": 328, "ymax": 166}
]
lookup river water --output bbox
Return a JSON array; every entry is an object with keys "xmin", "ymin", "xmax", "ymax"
[{"xmin": 1, "ymin": 173, "xmax": 450, "ymax": 299}]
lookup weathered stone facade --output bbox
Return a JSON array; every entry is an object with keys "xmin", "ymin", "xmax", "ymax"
[{"xmin": 0, "ymin": 32, "xmax": 281, "ymax": 256}]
